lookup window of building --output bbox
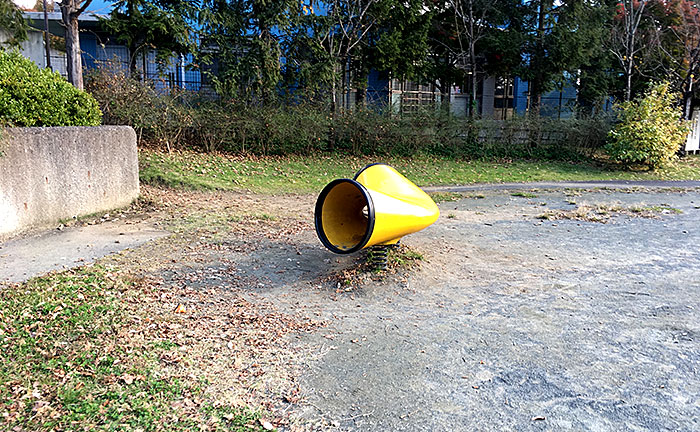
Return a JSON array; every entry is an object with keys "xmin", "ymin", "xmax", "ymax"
[{"xmin": 494, "ymin": 76, "xmax": 514, "ymax": 119}]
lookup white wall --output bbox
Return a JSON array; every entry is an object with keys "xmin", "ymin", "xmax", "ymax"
[{"xmin": 1, "ymin": 28, "xmax": 46, "ymax": 67}]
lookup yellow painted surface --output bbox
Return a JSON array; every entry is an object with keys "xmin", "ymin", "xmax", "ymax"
[
  {"xmin": 315, "ymin": 164, "xmax": 439, "ymax": 253},
  {"xmin": 365, "ymin": 188, "xmax": 439, "ymax": 246}
]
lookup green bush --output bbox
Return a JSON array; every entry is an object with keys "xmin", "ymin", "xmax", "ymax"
[
  {"xmin": 85, "ymin": 69, "xmax": 610, "ymax": 160},
  {"xmin": 0, "ymin": 50, "xmax": 102, "ymax": 126},
  {"xmin": 606, "ymin": 82, "xmax": 689, "ymax": 169}
]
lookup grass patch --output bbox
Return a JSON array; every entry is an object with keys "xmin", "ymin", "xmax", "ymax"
[
  {"xmin": 0, "ymin": 266, "xmax": 266, "ymax": 431},
  {"xmin": 429, "ymin": 192, "xmax": 464, "ymax": 203},
  {"xmin": 630, "ymin": 205, "xmax": 683, "ymax": 214},
  {"xmin": 139, "ymin": 149, "xmax": 700, "ymax": 195},
  {"xmin": 511, "ymin": 191, "xmax": 538, "ymax": 198},
  {"xmin": 387, "ymin": 244, "xmax": 424, "ymax": 267},
  {"xmin": 327, "ymin": 244, "xmax": 425, "ymax": 290}
]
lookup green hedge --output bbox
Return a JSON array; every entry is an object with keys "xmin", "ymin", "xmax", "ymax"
[
  {"xmin": 0, "ymin": 50, "xmax": 102, "ymax": 127},
  {"xmin": 87, "ymin": 70, "xmax": 610, "ymax": 160}
]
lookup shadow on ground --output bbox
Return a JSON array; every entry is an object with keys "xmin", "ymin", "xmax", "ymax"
[{"xmin": 2, "ymin": 186, "xmax": 699, "ymax": 431}]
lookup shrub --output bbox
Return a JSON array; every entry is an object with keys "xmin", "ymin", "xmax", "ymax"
[
  {"xmin": 0, "ymin": 50, "xmax": 101, "ymax": 126},
  {"xmin": 86, "ymin": 69, "xmax": 190, "ymax": 149},
  {"xmin": 85, "ymin": 68, "xmax": 610, "ymax": 160},
  {"xmin": 476, "ymin": 115, "xmax": 611, "ymax": 161},
  {"xmin": 606, "ymin": 82, "xmax": 689, "ymax": 169}
]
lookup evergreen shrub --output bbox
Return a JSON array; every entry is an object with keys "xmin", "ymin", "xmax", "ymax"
[{"xmin": 0, "ymin": 50, "xmax": 101, "ymax": 126}]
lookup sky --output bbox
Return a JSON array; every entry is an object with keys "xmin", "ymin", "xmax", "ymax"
[{"xmin": 13, "ymin": 0, "xmax": 116, "ymax": 15}]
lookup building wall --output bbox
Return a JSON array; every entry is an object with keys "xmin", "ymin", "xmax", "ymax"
[
  {"xmin": 0, "ymin": 29, "xmax": 46, "ymax": 67},
  {"xmin": 481, "ymin": 76, "xmax": 496, "ymax": 118},
  {"xmin": 513, "ymin": 78, "xmax": 578, "ymax": 118},
  {"xmin": 0, "ymin": 126, "xmax": 139, "ymax": 240},
  {"xmin": 450, "ymin": 94, "xmax": 468, "ymax": 116}
]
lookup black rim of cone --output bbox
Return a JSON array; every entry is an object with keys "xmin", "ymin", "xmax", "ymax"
[
  {"xmin": 353, "ymin": 163, "xmax": 388, "ymax": 180},
  {"xmin": 314, "ymin": 178, "xmax": 375, "ymax": 254}
]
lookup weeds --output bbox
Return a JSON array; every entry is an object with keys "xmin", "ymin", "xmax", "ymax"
[
  {"xmin": 630, "ymin": 205, "xmax": 683, "ymax": 214},
  {"xmin": 511, "ymin": 191, "xmax": 538, "ymax": 198},
  {"xmin": 387, "ymin": 245, "xmax": 424, "ymax": 267},
  {"xmin": 429, "ymin": 192, "xmax": 464, "ymax": 203},
  {"xmin": 0, "ymin": 266, "xmax": 266, "ymax": 431}
]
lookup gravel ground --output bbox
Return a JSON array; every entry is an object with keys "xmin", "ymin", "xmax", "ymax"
[
  {"xmin": 2, "ymin": 185, "xmax": 699, "ymax": 431},
  {"xmin": 263, "ymin": 187, "xmax": 700, "ymax": 431}
]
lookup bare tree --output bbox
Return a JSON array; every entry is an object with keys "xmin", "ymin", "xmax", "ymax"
[
  {"xmin": 317, "ymin": 0, "xmax": 380, "ymax": 112},
  {"xmin": 677, "ymin": 0, "xmax": 700, "ymax": 118},
  {"xmin": 654, "ymin": 0, "xmax": 700, "ymax": 118},
  {"xmin": 59, "ymin": 0, "xmax": 93, "ymax": 89},
  {"xmin": 609, "ymin": 0, "xmax": 649, "ymax": 101},
  {"xmin": 449, "ymin": 0, "xmax": 494, "ymax": 117}
]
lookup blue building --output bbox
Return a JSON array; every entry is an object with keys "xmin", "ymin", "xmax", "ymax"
[
  {"xmin": 20, "ymin": 10, "xmax": 202, "ymax": 91},
  {"xmin": 357, "ymin": 72, "xmax": 583, "ymax": 118},
  {"xmin": 14, "ymin": 10, "xmax": 593, "ymax": 117}
]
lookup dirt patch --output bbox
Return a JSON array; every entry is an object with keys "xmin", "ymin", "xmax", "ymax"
[
  {"xmin": 3, "ymin": 185, "xmax": 700, "ymax": 431},
  {"xmin": 537, "ymin": 202, "xmax": 684, "ymax": 223}
]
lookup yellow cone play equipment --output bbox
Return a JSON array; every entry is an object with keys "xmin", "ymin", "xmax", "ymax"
[{"xmin": 314, "ymin": 163, "xmax": 439, "ymax": 254}]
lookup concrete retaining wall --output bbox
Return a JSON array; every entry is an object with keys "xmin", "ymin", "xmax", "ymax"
[{"xmin": 0, "ymin": 126, "xmax": 139, "ymax": 239}]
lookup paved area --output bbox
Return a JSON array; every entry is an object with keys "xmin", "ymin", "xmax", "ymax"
[
  {"xmin": 0, "ymin": 219, "xmax": 168, "ymax": 283},
  {"xmin": 424, "ymin": 179, "xmax": 700, "ymax": 193}
]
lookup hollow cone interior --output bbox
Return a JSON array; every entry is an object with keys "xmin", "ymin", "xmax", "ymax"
[{"xmin": 315, "ymin": 164, "xmax": 439, "ymax": 254}]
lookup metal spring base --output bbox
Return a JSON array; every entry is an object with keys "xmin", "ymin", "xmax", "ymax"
[{"xmin": 369, "ymin": 245, "xmax": 390, "ymax": 271}]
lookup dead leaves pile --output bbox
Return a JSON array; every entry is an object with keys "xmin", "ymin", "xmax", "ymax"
[
  {"xmin": 121, "ymin": 264, "xmax": 324, "ymax": 430},
  {"xmin": 538, "ymin": 203, "xmax": 681, "ymax": 223}
]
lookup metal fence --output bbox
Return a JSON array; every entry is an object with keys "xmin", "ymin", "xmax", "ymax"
[{"xmin": 75, "ymin": 45, "xmax": 203, "ymax": 92}]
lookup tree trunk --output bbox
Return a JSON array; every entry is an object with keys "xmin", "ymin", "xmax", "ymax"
[
  {"xmin": 684, "ymin": 78, "xmax": 693, "ymax": 120},
  {"xmin": 61, "ymin": 3, "xmax": 83, "ymax": 89},
  {"xmin": 470, "ymin": 72, "xmax": 478, "ymax": 117},
  {"xmin": 469, "ymin": 42, "xmax": 478, "ymax": 117},
  {"xmin": 60, "ymin": 0, "xmax": 92, "ymax": 90},
  {"xmin": 331, "ymin": 63, "xmax": 338, "ymax": 114},
  {"xmin": 356, "ymin": 84, "xmax": 367, "ymax": 109},
  {"xmin": 328, "ymin": 63, "xmax": 339, "ymax": 151},
  {"xmin": 438, "ymin": 80, "xmax": 451, "ymax": 113},
  {"xmin": 127, "ymin": 43, "xmax": 138, "ymax": 79},
  {"xmin": 529, "ymin": 0, "xmax": 548, "ymax": 117},
  {"xmin": 625, "ymin": 63, "xmax": 633, "ymax": 102},
  {"xmin": 142, "ymin": 49, "xmax": 147, "ymax": 82},
  {"xmin": 529, "ymin": 79, "xmax": 542, "ymax": 116}
]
